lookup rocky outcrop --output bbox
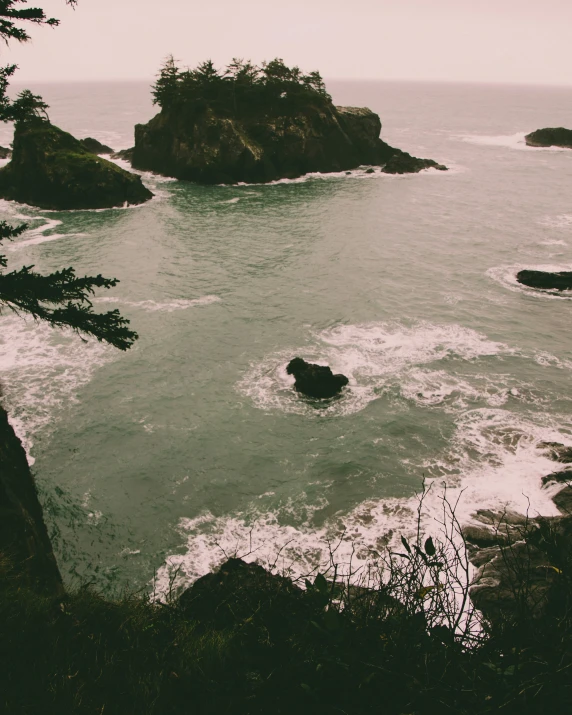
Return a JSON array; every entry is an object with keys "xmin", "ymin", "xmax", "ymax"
[
  {"xmin": 465, "ymin": 443, "xmax": 572, "ymax": 620},
  {"xmin": 111, "ymin": 147, "xmax": 134, "ymax": 162},
  {"xmin": 0, "ymin": 145, "xmax": 11, "ymax": 159},
  {"xmin": 517, "ymin": 270, "xmax": 572, "ymax": 291},
  {"xmin": 79, "ymin": 137, "xmax": 115, "ymax": 155},
  {"xmin": 132, "ymin": 104, "xmax": 447, "ymax": 184},
  {"xmin": 382, "ymin": 152, "xmax": 447, "ymax": 174},
  {"xmin": 0, "ymin": 120, "xmax": 153, "ymax": 210},
  {"xmin": 286, "ymin": 357, "xmax": 349, "ymax": 399},
  {"xmin": 0, "ymin": 406, "xmax": 63, "ymax": 596},
  {"xmin": 525, "ymin": 127, "xmax": 572, "ymax": 149}
]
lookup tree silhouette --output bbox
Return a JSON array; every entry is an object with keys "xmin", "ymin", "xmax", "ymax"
[{"xmin": 0, "ymin": 1, "xmax": 137, "ymax": 350}]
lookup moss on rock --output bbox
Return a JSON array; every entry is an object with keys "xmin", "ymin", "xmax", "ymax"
[{"xmin": 0, "ymin": 120, "xmax": 153, "ymax": 209}]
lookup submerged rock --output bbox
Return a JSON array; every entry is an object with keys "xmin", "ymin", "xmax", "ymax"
[
  {"xmin": 286, "ymin": 357, "xmax": 349, "ymax": 399},
  {"xmin": 0, "ymin": 120, "xmax": 153, "ymax": 210},
  {"xmin": 382, "ymin": 152, "xmax": 448, "ymax": 174},
  {"xmin": 517, "ymin": 270, "xmax": 572, "ymax": 291},
  {"xmin": 525, "ymin": 127, "xmax": 572, "ymax": 149},
  {"xmin": 79, "ymin": 137, "xmax": 115, "ymax": 154},
  {"xmin": 132, "ymin": 104, "xmax": 446, "ymax": 184}
]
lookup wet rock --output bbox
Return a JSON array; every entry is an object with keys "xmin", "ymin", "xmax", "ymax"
[
  {"xmin": 286, "ymin": 357, "xmax": 349, "ymax": 399},
  {"xmin": 538, "ymin": 441, "xmax": 572, "ymax": 463},
  {"xmin": 111, "ymin": 147, "xmax": 134, "ymax": 163},
  {"xmin": 525, "ymin": 127, "xmax": 572, "ymax": 149},
  {"xmin": 554, "ymin": 486, "xmax": 572, "ymax": 514},
  {"xmin": 79, "ymin": 137, "xmax": 115, "ymax": 154},
  {"xmin": 541, "ymin": 468, "xmax": 572, "ymax": 487},
  {"xmin": 0, "ymin": 145, "xmax": 11, "ymax": 159},
  {"xmin": 517, "ymin": 270, "xmax": 572, "ymax": 291},
  {"xmin": 0, "ymin": 120, "xmax": 153, "ymax": 210},
  {"xmin": 382, "ymin": 152, "xmax": 448, "ymax": 175},
  {"xmin": 364, "ymin": 167, "xmax": 376, "ymax": 174}
]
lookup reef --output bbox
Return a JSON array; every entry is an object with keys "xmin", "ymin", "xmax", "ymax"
[
  {"xmin": 517, "ymin": 269, "xmax": 572, "ymax": 291},
  {"xmin": 0, "ymin": 120, "xmax": 153, "ymax": 210},
  {"xmin": 525, "ymin": 127, "xmax": 572, "ymax": 149},
  {"xmin": 286, "ymin": 357, "xmax": 349, "ymax": 398}
]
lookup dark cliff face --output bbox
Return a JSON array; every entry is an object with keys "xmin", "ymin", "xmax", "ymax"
[
  {"xmin": 132, "ymin": 103, "xmax": 440, "ymax": 184},
  {"xmin": 0, "ymin": 406, "xmax": 63, "ymax": 596},
  {"xmin": 0, "ymin": 121, "xmax": 153, "ymax": 210}
]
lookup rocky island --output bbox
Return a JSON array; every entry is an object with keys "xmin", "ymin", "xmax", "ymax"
[
  {"xmin": 525, "ymin": 127, "xmax": 572, "ymax": 149},
  {"xmin": 0, "ymin": 120, "xmax": 153, "ymax": 210},
  {"xmin": 130, "ymin": 58, "xmax": 447, "ymax": 184},
  {"xmin": 517, "ymin": 269, "xmax": 572, "ymax": 291}
]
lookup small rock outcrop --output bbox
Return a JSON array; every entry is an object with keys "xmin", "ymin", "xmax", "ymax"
[
  {"xmin": 0, "ymin": 406, "xmax": 63, "ymax": 596},
  {"xmin": 0, "ymin": 120, "xmax": 153, "ymax": 210},
  {"xmin": 286, "ymin": 357, "xmax": 349, "ymax": 399},
  {"xmin": 525, "ymin": 127, "xmax": 572, "ymax": 149},
  {"xmin": 517, "ymin": 270, "xmax": 572, "ymax": 291},
  {"xmin": 79, "ymin": 137, "xmax": 115, "ymax": 154},
  {"xmin": 0, "ymin": 145, "xmax": 11, "ymax": 159},
  {"xmin": 111, "ymin": 147, "xmax": 134, "ymax": 163},
  {"xmin": 382, "ymin": 152, "xmax": 448, "ymax": 174}
]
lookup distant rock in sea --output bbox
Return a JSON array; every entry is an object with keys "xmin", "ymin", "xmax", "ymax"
[
  {"xmin": 0, "ymin": 120, "xmax": 153, "ymax": 210},
  {"xmin": 286, "ymin": 357, "xmax": 349, "ymax": 399},
  {"xmin": 525, "ymin": 127, "xmax": 572, "ymax": 149},
  {"xmin": 79, "ymin": 137, "xmax": 115, "ymax": 154},
  {"xmin": 517, "ymin": 269, "xmax": 572, "ymax": 291},
  {"xmin": 131, "ymin": 58, "xmax": 447, "ymax": 184}
]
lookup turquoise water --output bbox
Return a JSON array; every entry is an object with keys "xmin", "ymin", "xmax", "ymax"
[{"xmin": 1, "ymin": 80, "xmax": 572, "ymax": 594}]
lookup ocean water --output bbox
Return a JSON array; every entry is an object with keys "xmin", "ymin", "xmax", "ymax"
[{"xmin": 1, "ymin": 80, "xmax": 572, "ymax": 594}]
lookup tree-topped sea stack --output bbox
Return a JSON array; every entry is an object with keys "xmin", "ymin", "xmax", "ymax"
[
  {"xmin": 525, "ymin": 127, "xmax": 572, "ymax": 149},
  {"xmin": 0, "ymin": 119, "xmax": 153, "ymax": 210},
  {"xmin": 132, "ymin": 58, "xmax": 447, "ymax": 184}
]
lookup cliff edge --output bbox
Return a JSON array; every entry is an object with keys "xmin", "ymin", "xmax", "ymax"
[{"xmin": 0, "ymin": 405, "xmax": 63, "ymax": 595}]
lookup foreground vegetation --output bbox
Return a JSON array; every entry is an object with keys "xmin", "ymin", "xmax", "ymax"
[{"xmin": 2, "ymin": 507, "xmax": 571, "ymax": 715}]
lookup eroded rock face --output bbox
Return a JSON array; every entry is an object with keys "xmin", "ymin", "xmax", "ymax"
[
  {"xmin": 525, "ymin": 127, "xmax": 572, "ymax": 149},
  {"xmin": 286, "ymin": 357, "xmax": 349, "ymax": 399},
  {"xmin": 382, "ymin": 153, "xmax": 448, "ymax": 175},
  {"xmin": 517, "ymin": 270, "xmax": 572, "ymax": 291},
  {"xmin": 79, "ymin": 137, "xmax": 115, "ymax": 155},
  {"xmin": 0, "ymin": 120, "xmax": 153, "ymax": 210},
  {"xmin": 111, "ymin": 147, "xmax": 134, "ymax": 163},
  {"xmin": 0, "ymin": 406, "xmax": 63, "ymax": 596},
  {"xmin": 132, "ymin": 104, "xmax": 446, "ymax": 184}
]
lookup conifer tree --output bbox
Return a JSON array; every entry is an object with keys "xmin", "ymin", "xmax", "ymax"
[{"xmin": 0, "ymin": 1, "xmax": 137, "ymax": 351}]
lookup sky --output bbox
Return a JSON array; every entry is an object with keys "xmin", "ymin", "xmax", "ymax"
[{"xmin": 4, "ymin": 0, "xmax": 572, "ymax": 85}]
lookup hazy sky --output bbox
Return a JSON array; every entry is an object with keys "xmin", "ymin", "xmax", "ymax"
[{"xmin": 5, "ymin": 0, "xmax": 572, "ymax": 85}]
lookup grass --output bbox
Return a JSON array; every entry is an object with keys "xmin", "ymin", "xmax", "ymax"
[{"xmin": 2, "ymin": 492, "xmax": 572, "ymax": 714}]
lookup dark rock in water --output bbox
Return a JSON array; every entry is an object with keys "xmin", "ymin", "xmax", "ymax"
[
  {"xmin": 79, "ymin": 137, "xmax": 114, "ymax": 154},
  {"xmin": 0, "ymin": 145, "xmax": 11, "ymax": 159},
  {"xmin": 179, "ymin": 558, "xmax": 311, "ymax": 633},
  {"xmin": 286, "ymin": 357, "xmax": 349, "ymax": 399},
  {"xmin": 542, "ymin": 469, "xmax": 572, "ymax": 487},
  {"xmin": 111, "ymin": 147, "xmax": 134, "ymax": 163},
  {"xmin": 382, "ymin": 152, "xmax": 448, "ymax": 174},
  {"xmin": 538, "ymin": 442, "xmax": 572, "ymax": 463},
  {"xmin": 364, "ymin": 167, "xmax": 376, "ymax": 174},
  {"xmin": 554, "ymin": 486, "xmax": 572, "ymax": 514},
  {"xmin": 0, "ymin": 120, "xmax": 153, "ymax": 210},
  {"xmin": 517, "ymin": 270, "xmax": 572, "ymax": 291},
  {"xmin": 132, "ymin": 102, "xmax": 446, "ymax": 184},
  {"xmin": 525, "ymin": 127, "xmax": 572, "ymax": 149}
]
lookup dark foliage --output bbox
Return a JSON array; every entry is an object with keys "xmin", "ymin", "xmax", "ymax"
[
  {"xmin": 0, "ymin": 1, "xmax": 137, "ymax": 351},
  {"xmin": 152, "ymin": 56, "xmax": 332, "ymax": 119}
]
